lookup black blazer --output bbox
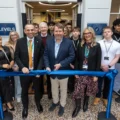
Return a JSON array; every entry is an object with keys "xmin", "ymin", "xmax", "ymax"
[
  {"xmin": 75, "ymin": 42, "xmax": 101, "ymax": 71},
  {"xmin": 14, "ymin": 37, "xmax": 44, "ymax": 70},
  {"xmin": 44, "ymin": 37, "xmax": 75, "ymax": 79}
]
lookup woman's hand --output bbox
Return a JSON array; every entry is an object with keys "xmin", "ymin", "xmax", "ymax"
[
  {"xmin": 70, "ymin": 64, "xmax": 74, "ymax": 69},
  {"xmin": 12, "ymin": 65, "xmax": 19, "ymax": 71},
  {"xmin": 75, "ymin": 75, "xmax": 80, "ymax": 79},
  {"xmin": 2, "ymin": 64, "xmax": 10, "ymax": 69},
  {"xmin": 93, "ymin": 76, "xmax": 98, "ymax": 82}
]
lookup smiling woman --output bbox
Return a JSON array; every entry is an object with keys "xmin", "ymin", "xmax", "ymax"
[{"xmin": 0, "ymin": 36, "xmax": 15, "ymax": 112}]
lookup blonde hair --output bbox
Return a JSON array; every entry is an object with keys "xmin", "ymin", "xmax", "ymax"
[
  {"xmin": 6, "ymin": 31, "xmax": 19, "ymax": 45},
  {"xmin": 81, "ymin": 27, "xmax": 96, "ymax": 47},
  {"xmin": 5, "ymin": 31, "xmax": 19, "ymax": 59}
]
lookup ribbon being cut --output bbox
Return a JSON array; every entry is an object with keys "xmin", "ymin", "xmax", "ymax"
[{"xmin": 0, "ymin": 70, "xmax": 118, "ymax": 120}]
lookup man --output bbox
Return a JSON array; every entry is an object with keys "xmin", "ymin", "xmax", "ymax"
[
  {"xmin": 112, "ymin": 18, "xmax": 120, "ymax": 103},
  {"xmin": 15, "ymin": 24, "xmax": 44, "ymax": 118},
  {"xmin": 66, "ymin": 23, "xmax": 72, "ymax": 37},
  {"xmin": 37, "ymin": 22, "xmax": 53, "ymax": 99},
  {"xmin": 33, "ymin": 23, "xmax": 40, "ymax": 36},
  {"xmin": 48, "ymin": 21, "xmax": 55, "ymax": 36},
  {"xmin": 44, "ymin": 23, "xmax": 75, "ymax": 116},
  {"xmin": 68, "ymin": 27, "xmax": 81, "ymax": 93},
  {"xmin": 93, "ymin": 26, "xmax": 120, "ymax": 107}
]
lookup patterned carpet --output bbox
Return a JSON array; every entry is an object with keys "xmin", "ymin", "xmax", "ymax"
[{"xmin": 10, "ymin": 93, "xmax": 120, "ymax": 120}]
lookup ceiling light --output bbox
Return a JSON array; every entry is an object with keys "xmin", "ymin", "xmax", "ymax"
[
  {"xmin": 39, "ymin": 2, "xmax": 72, "ymax": 6},
  {"xmin": 46, "ymin": 9, "xmax": 65, "ymax": 12}
]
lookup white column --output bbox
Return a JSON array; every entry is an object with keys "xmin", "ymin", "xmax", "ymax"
[{"xmin": 0, "ymin": 0, "xmax": 23, "ymax": 44}]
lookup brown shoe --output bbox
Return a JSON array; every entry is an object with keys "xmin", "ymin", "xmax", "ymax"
[
  {"xmin": 103, "ymin": 99, "xmax": 108, "ymax": 107},
  {"xmin": 93, "ymin": 98, "xmax": 100, "ymax": 105}
]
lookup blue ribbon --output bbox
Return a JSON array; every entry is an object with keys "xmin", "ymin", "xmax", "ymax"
[{"xmin": 0, "ymin": 69, "xmax": 118, "ymax": 119}]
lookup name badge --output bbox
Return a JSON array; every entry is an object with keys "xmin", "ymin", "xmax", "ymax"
[
  {"xmin": 104, "ymin": 57, "xmax": 109, "ymax": 60},
  {"xmin": 82, "ymin": 64, "xmax": 88, "ymax": 70}
]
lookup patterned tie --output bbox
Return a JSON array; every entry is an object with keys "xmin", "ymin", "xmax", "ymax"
[{"xmin": 28, "ymin": 40, "xmax": 33, "ymax": 68}]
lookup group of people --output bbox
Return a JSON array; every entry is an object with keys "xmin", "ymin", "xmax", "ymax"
[{"xmin": 0, "ymin": 18, "xmax": 120, "ymax": 119}]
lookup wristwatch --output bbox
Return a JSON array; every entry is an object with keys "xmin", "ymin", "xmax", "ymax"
[{"xmin": 108, "ymin": 65, "xmax": 111, "ymax": 68}]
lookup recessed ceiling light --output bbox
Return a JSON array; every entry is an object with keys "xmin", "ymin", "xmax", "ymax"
[
  {"xmin": 46, "ymin": 9, "xmax": 65, "ymax": 12},
  {"xmin": 39, "ymin": 2, "xmax": 72, "ymax": 6}
]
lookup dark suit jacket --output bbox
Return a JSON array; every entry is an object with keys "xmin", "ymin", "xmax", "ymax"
[
  {"xmin": 75, "ymin": 42, "xmax": 101, "ymax": 71},
  {"xmin": 14, "ymin": 37, "xmax": 44, "ymax": 71},
  {"xmin": 44, "ymin": 37, "xmax": 75, "ymax": 79}
]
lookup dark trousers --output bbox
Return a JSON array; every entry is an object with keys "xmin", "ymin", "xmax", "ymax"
[
  {"xmin": 40, "ymin": 75, "xmax": 51, "ymax": 95},
  {"xmin": 0, "ymin": 77, "xmax": 13, "ymax": 103},
  {"xmin": 96, "ymin": 76, "xmax": 110, "ymax": 99},
  {"xmin": 68, "ymin": 76, "xmax": 75, "ymax": 93},
  {"xmin": 20, "ymin": 76, "xmax": 43, "ymax": 109}
]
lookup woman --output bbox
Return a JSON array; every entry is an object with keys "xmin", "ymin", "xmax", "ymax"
[
  {"xmin": 72, "ymin": 27, "xmax": 101, "ymax": 118},
  {"xmin": 63, "ymin": 26, "xmax": 70, "ymax": 38},
  {"xmin": 0, "ymin": 36, "xmax": 14, "ymax": 111},
  {"xmin": 5, "ymin": 31, "xmax": 21, "ymax": 103}
]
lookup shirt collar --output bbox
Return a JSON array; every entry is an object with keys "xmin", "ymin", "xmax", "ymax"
[
  {"xmin": 103, "ymin": 39, "xmax": 113, "ymax": 43},
  {"xmin": 41, "ymin": 33, "xmax": 47, "ymax": 37},
  {"xmin": 27, "ymin": 37, "xmax": 34, "ymax": 42},
  {"xmin": 55, "ymin": 38, "xmax": 63, "ymax": 44}
]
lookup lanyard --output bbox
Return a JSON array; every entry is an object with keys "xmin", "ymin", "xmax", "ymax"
[
  {"xmin": 72, "ymin": 40, "xmax": 79, "ymax": 51},
  {"xmin": 104, "ymin": 41, "xmax": 113, "ymax": 56},
  {"xmin": 84, "ymin": 45, "xmax": 89, "ymax": 58},
  {"xmin": 114, "ymin": 35, "xmax": 120, "ymax": 42}
]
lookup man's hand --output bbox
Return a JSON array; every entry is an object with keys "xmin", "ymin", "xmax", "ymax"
[
  {"xmin": 101, "ymin": 65, "xmax": 109, "ymax": 72},
  {"xmin": 2, "ymin": 64, "xmax": 10, "ymax": 69},
  {"xmin": 22, "ymin": 67, "xmax": 29, "ymax": 74},
  {"xmin": 93, "ymin": 76, "xmax": 98, "ymax": 82},
  {"xmin": 12, "ymin": 65, "xmax": 19, "ymax": 71},
  {"xmin": 46, "ymin": 67, "xmax": 51, "ymax": 71},
  {"xmin": 54, "ymin": 64, "xmax": 61, "ymax": 70},
  {"xmin": 75, "ymin": 75, "xmax": 80, "ymax": 79},
  {"xmin": 70, "ymin": 64, "xmax": 74, "ymax": 69}
]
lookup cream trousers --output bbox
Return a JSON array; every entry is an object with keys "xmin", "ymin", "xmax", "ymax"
[{"xmin": 51, "ymin": 77, "xmax": 68, "ymax": 107}]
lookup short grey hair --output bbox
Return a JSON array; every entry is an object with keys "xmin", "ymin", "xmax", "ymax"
[{"xmin": 39, "ymin": 22, "xmax": 48, "ymax": 28}]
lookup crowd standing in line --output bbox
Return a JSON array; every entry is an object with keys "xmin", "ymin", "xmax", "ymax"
[{"xmin": 0, "ymin": 19, "xmax": 120, "ymax": 119}]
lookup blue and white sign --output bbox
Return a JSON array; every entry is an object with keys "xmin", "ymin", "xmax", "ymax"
[
  {"xmin": 0, "ymin": 23, "xmax": 16, "ymax": 36},
  {"xmin": 87, "ymin": 23, "xmax": 107, "ymax": 35}
]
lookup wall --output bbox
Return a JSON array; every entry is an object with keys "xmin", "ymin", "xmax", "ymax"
[
  {"xmin": 81, "ymin": 0, "xmax": 112, "ymax": 40},
  {"xmin": 0, "ymin": 0, "xmax": 23, "ymax": 44},
  {"xmin": 33, "ymin": 15, "xmax": 43, "ymax": 24}
]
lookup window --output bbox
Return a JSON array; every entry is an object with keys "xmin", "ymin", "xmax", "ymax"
[
  {"xmin": 109, "ymin": 0, "xmax": 120, "ymax": 26},
  {"xmin": 25, "ymin": 5, "xmax": 33, "ymax": 23}
]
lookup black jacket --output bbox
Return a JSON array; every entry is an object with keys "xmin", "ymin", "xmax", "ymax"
[
  {"xmin": 75, "ymin": 42, "xmax": 101, "ymax": 71},
  {"xmin": 14, "ymin": 37, "xmax": 44, "ymax": 70},
  {"xmin": 112, "ymin": 31, "xmax": 120, "ymax": 63}
]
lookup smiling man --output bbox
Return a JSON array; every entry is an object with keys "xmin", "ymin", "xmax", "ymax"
[
  {"xmin": 15, "ymin": 24, "xmax": 44, "ymax": 119},
  {"xmin": 44, "ymin": 23, "xmax": 75, "ymax": 116}
]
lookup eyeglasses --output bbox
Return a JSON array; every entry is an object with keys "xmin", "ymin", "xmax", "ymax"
[
  {"xmin": 10, "ymin": 34, "xmax": 17, "ymax": 37},
  {"xmin": 83, "ymin": 32, "xmax": 91, "ymax": 35}
]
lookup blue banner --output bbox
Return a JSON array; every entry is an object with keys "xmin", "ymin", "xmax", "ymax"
[
  {"xmin": 0, "ymin": 23, "xmax": 16, "ymax": 36},
  {"xmin": 87, "ymin": 23, "xmax": 107, "ymax": 35}
]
